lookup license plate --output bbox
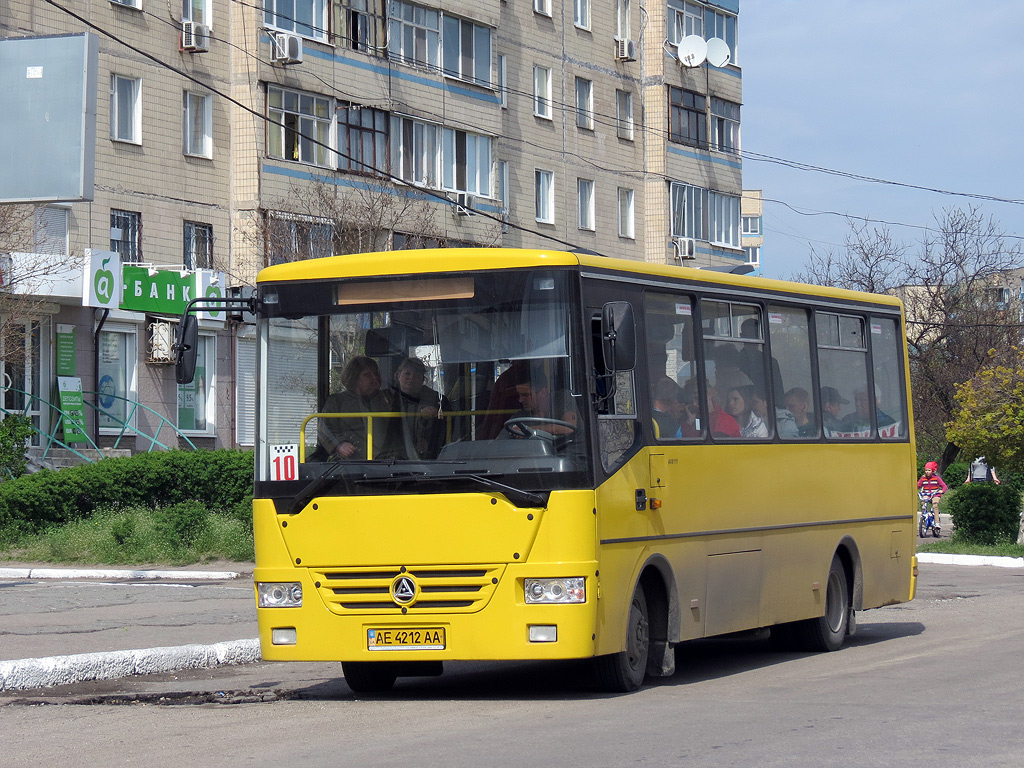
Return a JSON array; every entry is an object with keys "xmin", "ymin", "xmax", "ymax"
[{"xmin": 367, "ymin": 627, "xmax": 446, "ymax": 651}]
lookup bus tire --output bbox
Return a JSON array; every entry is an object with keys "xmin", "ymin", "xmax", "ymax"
[
  {"xmin": 794, "ymin": 554, "xmax": 849, "ymax": 652},
  {"xmin": 342, "ymin": 661, "xmax": 398, "ymax": 693},
  {"xmin": 596, "ymin": 582, "xmax": 650, "ymax": 692}
]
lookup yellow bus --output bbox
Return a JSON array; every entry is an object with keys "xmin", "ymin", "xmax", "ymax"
[{"xmin": 179, "ymin": 247, "xmax": 917, "ymax": 692}]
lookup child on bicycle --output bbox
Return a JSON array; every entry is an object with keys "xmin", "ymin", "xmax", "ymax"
[{"xmin": 917, "ymin": 461, "xmax": 948, "ymax": 517}]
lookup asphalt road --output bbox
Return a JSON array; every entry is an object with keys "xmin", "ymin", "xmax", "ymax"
[{"xmin": 1, "ymin": 562, "xmax": 1022, "ymax": 768}]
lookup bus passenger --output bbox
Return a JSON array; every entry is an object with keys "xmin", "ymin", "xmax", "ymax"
[
  {"xmin": 680, "ymin": 379, "xmax": 740, "ymax": 439},
  {"xmin": 725, "ymin": 385, "xmax": 769, "ymax": 439},
  {"xmin": 820, "ymin": 386, "xmax": 848, "ymax": 434},
  {"xmin": 318, "ymin": 356, "xmax": 398, "ymax": 460},
  {"xmin": 784, "ymin": 387, "xmax": 815, "ymax": 436},
  {"xmin": 652, "ymin": 377, "xmax": 684, "ymax": 439},
  {"xmin": 389, "ymin": 356, "xmax": 450, "ymax": 459},
  {"xmin": 509, "ymin": 368, "xmax": 578, "ymax": 437}
]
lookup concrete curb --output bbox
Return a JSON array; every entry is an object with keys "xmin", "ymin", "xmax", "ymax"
[
  {"xmin": 0, "ymin": 639, "xmax": 262, "ymax": 691},
  {"xmin": 917, "ymin": 552, "xmax": 1024, "ymax": 568},
  {"xmin": 0, "ymin": 568, "xmax": 241, "ymax": 581}
]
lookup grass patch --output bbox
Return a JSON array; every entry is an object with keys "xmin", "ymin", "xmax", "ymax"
[
  {"xmin": 0, "ymin": 504, "xmax": 254, "ymax": 566},
  {"xmin": 917, "ymin": 538, "xmax": 1024, "ymax": 559}
]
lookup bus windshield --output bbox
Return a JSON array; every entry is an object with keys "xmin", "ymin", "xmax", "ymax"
[{"xmin": 256, "ymin": 268, "xmax": 591, "ymax": 501}]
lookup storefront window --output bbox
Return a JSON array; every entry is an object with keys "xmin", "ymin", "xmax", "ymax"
[
  {"xmin": 177, "ymin": 334, "xmax": 215, "ymax": 434},
  {"xmin": 97, "ymin": 328, "xmax": 137, "ymax": 432}
]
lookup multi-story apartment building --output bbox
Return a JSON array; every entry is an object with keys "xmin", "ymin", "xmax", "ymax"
[
  {"xmin": 741, "ymin": 189, "xmax": 762, "ymax": 274},
  {"xmin": 0, "ymin": 0, "xmax": 742, "ymax": 453}
]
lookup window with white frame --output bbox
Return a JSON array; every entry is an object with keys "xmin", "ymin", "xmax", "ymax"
[
  {"xmin": 670, "ymin": 182, "xmax": 707, "ymax": 240},
  {"xmin": 442, "ymin": 127, "xmax": 491, "ymax": 196},
  {"xmin": 618, "ymin": 188, "xmax": 635, "ymax": 238},
  {"xmin": 177, "ymin": 333, "xmax": 215, "ymax": 434},
  {"xmin": 339, "ymin": 104, "xmax": 389, "ymax": 175},
  {"xmin": 534, "ymin": 0, "xmax": 551, "ymax": 17},
  {"xmin": 183, "ymin": 0, "xmax": 208, "ymax": 24},
  {"xmin": 110, "ymin": 0, "xmax": 141, "ymax": 10},
  {"xmin": 534, "ymin": 66, "xmax": 552, "ymax": 119},
  {"xmin": 575, "ymin": 77, "xmax": 594, "ymax": 130},
  {"xmin": 390, "ymin": 115, "xmax": 440, "ymax": 187},
  {"xmin": 709, "ymin": 191, "xmax": 741, "ymax": 247},
  {"xmin": 744, "ymin": 246, "xmax": 761, "ymax": 266},
  {"xmin": 110, "ymin": 75, "xmax": 140, "ymax": 143},
  {"xmin": 97, "ymin": 327, "xmax": 138, "ymax": 433},
  {"xmin": 616, "ymin": 0, "xmax": 630, "ymax": 40},
  {"xmin": 184, "ymin": 221, "xmax": 213, "ymax": 269},
  {"xmin": 267, "ymin": 86, "xmax": 332, "ymax": 167},
  {"xmin": 578, "ymin": 179, "xmax": 595, "ymax": 231},
  {"xmin": 535, "ymin": 170, "xmax": 554, "ymax": 223},
  {"xmin": 264, "ymin": 0, "xmax": 327, "ymax": 40},
  {"xmin": 667, "ymin": 0, "xmax": 703, "ymax": 44},
  {"xmin": 388, "ymin": 0, "xmax": 440, "ymax": 69},
  {"xmin": 742, "ymin": 215, "xmax": 761, "ymax": 236},
  {"xmin": 705, "ymin": 6, "xmax": 738, "ymax": 63},
  {"xmin": 267, "ymin": 215, "xmax": 335, "ymax": 265},
  {"xmin": 110, "ymin": 209, "xmax": 142, "ymax": 263},
  {"xmin": 497, "ymin": 55, "xmax": 508, "ymax": 107},
  {"xmin": 183, "ymin": 91, "xmax": 212, "ymax": 158},
  {"xmin": 442, "ymin": 15, "xmax": 492, "ymax": 86},
  {"xmin": 711, "ymin": 97, "xmax": 740, "ymax": 154},
  {"xmin": 34, "ymin": 206, "xmax": 69, "ymax": 256},
  {"xmin": 616, "ymin": 89, "xmax": 634, "ymax": 140},
  {"xmin": 574, "ymin": 0, "xmax": 590, "ymax": 29}
]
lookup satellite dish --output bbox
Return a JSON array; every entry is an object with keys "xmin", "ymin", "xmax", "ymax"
[
  {"xmin": 706, "ymin": 37, "xmax": 731, "ymax": 68},
  {"xmin": 676, "ymin": 35, "xmax": 707, "ymax": 67}
]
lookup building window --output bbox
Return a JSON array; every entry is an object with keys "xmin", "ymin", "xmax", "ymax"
[
  {"xmin": 618, "ymin": 188, "xmax": 634, "ymax": 239},
  {"xmin": 267, "ymin": 216, "xmax": 335, "ymax": 265},
  {"xmin": 667, "ymin": 0, "xmax": 703, "ymax": 44},
  {"xmin": 578, "ymin": 179, "xmax": 595, "ymax": 231},
  {"xmin": 574, "ymin": 0, "xmax": 590, "ymax": 29},
  {"xmin": 267, "ymin": 86, "xmax": 332, "ymax": 168},
  {"xmin": 110, "ymin": 209, "xmax": 141, "ymax": 263},
  {"xmin": 339, "ymin": 104, "xmax": 389, "ymax": 176},
  {"xmin": 264, "ymin": 0, "xmax": 327, "ymax": 40},
  {"xmin": 742, "ymin": 215, "xmax": 761, "ymax": 236},
  {"xmin": 98, "ymin": 327, "xmax": 138, "ymax": 434},
  {"xmin": 534, "ymin": 0, "xmax": 551, "ymax": 17},
  {"xmin": 388, "ymin": 0, "xmax": 440, "ymax": 69},
  {"xmin": 183, "ymin": 0, "xmax": 208, "ymax": 24},
  {"xmin": 711, "ymin": 97, "xmax": 740, "ymax": 154},
  {"xmin": 390, "ymin": 115, "xmax": 440, "ymax": 188},
  {"xmin": 670, "ymin": 182, "xmax": 707, "ymax": 240},
  {"xmin": 111, "ymin": 0, "xmax": 141, "ymax": 9},
  {"xmin": 669, "ymin": 86, "xmax": 706, "ymax": 147},
  {"xmin": 183, "ymin": 91, "xmax": 212, "ymax": 158},
  {"xmin": 744, "ymin": 246, "xmax": 760, "ymax": 266},
  {"xmin": 616, "ymin": 90, "xmax": 634, "ymax": 140},
  {"xmin": 110, "ymin": 75, "xmax": 140, "ymax": 144},
  {"xmin": 575, "ymin": 77, "xmax": 594, "ymax": 130},
  {"xmin": 705, "ymin": 6, "xmax": 738, "ymax": 64},
  {"xmin": 184, "ymin": 222, "xmax": 213, "ymax": 270},
  {"xmin": 535, "ymin": 170, "xmax": 554, "ymax": 223},
  {"xmin": 709, "ymin": 190, "xmax": 741, "ymax": 248},
  {"xmin": 534, "ymin": 66, "xmax": 552, "ymax": 119},
  {"xmin": 616, "ymin": 0, "xmax": 630, "ymax": 39},
  {"xmin": 343, "ymin": 0, "xmax": 385, "ymax": 52},
  {"xmin": 34, "ymin": 206, "xmax": 69, "ymax": 256},
  {"xmin": 497, "ymin": 55, "xmax": 508, "ymax": 107},
  {"xmin": 442, "ymin": 128, "xmax": 491, "ymax": 196},
  {"xmin": 177, "ymin": 333, "xmax": 215, "ymax": 435},
  {"xmin": 442, "ymin": 15, "xmax": 491, "ymax": 86}
]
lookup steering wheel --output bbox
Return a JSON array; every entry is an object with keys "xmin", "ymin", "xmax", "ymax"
[{"xmin": 502, "ymin": 417, "xmax": 578, "ymax": 449}]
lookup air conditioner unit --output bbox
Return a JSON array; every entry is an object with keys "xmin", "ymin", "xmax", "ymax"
[
  {"xmin": 148, "ymin": 322, "xmax": 175, "ymax": 364},
  {"xmin": 615, "ymin": 38, "xmax": 638, "ymax": 62},
  {"xmin": 271, "ymin": 32, "xmax": 303, "ymax": 64},
  {"xmin": 453, "ymin": 193, "xmax": 476, "ymax": 217},
  {"xmin": 672, "ymin": 237, "xmax": 697, "ymax": 261},
  {"xmin": 181, "ymin": 21, "xmax": 211, "ymax": 52}
]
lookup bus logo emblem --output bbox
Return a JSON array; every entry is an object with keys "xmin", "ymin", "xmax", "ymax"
[{"xmin": 391, "ymin": 576, "xmax": 417, "ymax": 605}]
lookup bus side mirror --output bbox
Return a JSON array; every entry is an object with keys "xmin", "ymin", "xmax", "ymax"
[
  {"xmin": 175, "ymin": 314, "xmax": 199, "ymax": 384},
  {"xmin": 601, "ymin": 301, "xmax": 636, "ymax": 372}
]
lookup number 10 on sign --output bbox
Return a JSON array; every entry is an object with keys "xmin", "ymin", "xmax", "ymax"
[{"xmin": 271, "ymin": 444, "xmax": 299, "ymax": 481}]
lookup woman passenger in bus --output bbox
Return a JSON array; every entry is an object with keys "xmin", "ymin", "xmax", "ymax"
[
  {"xmin": 679, "ymin": 379, "xmax": 741, "ymax": 439},
  {"xmin": 724, "ymin": 385, "xmax": 769, "ymax": 439},
  {"xmin": 388, "ymin": 356, "xmax": 450, "ymax": 459},
  {"xmin": 318, "ymin": 356, "xmax": 399, "ymax": 460}
]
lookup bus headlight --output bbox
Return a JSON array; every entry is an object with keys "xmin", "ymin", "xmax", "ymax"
[
  {"xmin": 524, "ymin": 577, "xmax": 585, "ymax": 604},
  {"xmin": 258, "ymin": 582, "xmax": 303, "ymax": 607}
]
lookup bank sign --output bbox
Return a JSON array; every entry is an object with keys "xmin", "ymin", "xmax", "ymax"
[{"xmin": 82, "ymin": 249, "xmax": 225, "ymax": 320}]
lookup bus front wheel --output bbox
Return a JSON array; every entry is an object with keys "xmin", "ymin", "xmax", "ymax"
[
  {"xmin": 596, "ymin": 582, "xmax": 650, "ymax": 693},
  {"xmin": 342, "ymin": 661, "xmax": 398, "ymax": 693},
  {"xmin": 794, "ymin": 554, "xmax": 850, "ymax": 652}
]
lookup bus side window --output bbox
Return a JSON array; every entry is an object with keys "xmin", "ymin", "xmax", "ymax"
[
  {"xmin": 769, "ymin": 305, "xmax": 817, "ymax": 440},
  {"xmin": 643, "ymin": 292, "xmax": 701, "ymax": 441}
]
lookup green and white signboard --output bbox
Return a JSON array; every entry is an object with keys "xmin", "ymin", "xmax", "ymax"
[{"xmin": 56, "ymin": 377, "xmax": 89, "ymax": 444}]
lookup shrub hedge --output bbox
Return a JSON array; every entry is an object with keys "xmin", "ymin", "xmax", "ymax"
[
  {"xmin": 945, "ymin": 482, "xmax": 1022, "ymax": 545},
  {"xmin": 0, "ymin": 450, "xmax": 254, "ymax": 544}
]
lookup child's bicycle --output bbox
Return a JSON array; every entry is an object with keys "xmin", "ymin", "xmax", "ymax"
[{"xmin": 918, "ymin": 491, "xmax": 941, "ymax": 538}]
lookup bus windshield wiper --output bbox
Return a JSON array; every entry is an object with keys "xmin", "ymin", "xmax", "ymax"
[
  {"xmin": 288, "ymin": 459, "xmax": 362, "ymax": 516},
  {"xmin": 354, "ymin": 471, "xmax": 547, "ymax": 508}
]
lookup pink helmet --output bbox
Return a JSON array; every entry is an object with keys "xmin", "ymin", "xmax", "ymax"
[{"xmin": 925, "ymin": 461, "xmax": 938, "ymax": 471}]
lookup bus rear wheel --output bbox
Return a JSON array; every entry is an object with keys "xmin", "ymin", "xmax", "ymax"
[
  {"xmin": 342, "ymin": 661, "xmax": 398, "ymax": 693},
  {"xmin": 794, "ymin": 554, "xmax": 850, "ymax": 652},
  {"xmin": 596, "ymin": 582, "xmax": 650, "ymax": 692}
]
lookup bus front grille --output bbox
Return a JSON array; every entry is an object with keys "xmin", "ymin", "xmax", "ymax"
[{"xmin": 312, "ymin": 565, "xmax": 505, "ymax": 614}]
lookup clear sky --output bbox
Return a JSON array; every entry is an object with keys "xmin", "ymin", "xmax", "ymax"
[{"xmin": 740, "ymin": 0, "xmax": 1024, "ymax": 279}]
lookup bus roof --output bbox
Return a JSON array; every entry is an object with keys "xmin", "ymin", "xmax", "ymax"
[{"xmin": 256, "ymin": 248, "xmax": 903, "ymax": 310}]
